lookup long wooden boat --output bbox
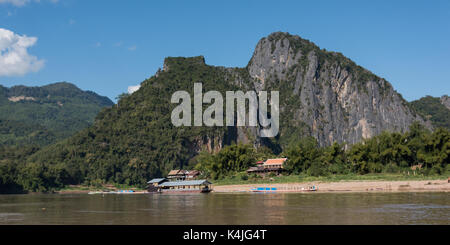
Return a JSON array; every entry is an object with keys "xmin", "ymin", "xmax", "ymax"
[
  {"xmin": 251, "ymin": 187, "xmax": 278, "ymax": 193},
  {"xmin": 251, "ymin": 186, "xmax": 318, "ymax": 193}
]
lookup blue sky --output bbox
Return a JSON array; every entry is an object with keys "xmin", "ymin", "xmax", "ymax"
[{"xmin": 0, "ymin": 0, "xmax": 449, "ymax": 102}]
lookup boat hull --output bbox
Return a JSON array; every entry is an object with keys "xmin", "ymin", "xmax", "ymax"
[{"xmin": 154, "ymin": 189, "xmax": 211, "ymax": 194}]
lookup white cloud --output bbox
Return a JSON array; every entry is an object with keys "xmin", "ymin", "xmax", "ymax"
[
  {"xmin": 128, "ymin": 45, "xmax": 136, "ymax": 51},
  {"xmin": 0, "ymin": 0, "xmax": 29, "ymax": 7},
  {"xmin": 0, "ymin": 28, "xmax": 45, "ymax": 76},
  {"xmin": 127, "ymin": 84, "xmax": 140, "ymax": 94},
  {"xmin": 0, "ymin": 0, "xmax": 59, "ymax": 7}
]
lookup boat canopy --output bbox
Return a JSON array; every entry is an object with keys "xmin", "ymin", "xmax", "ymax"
[
  {"xmin": 147, "ymin": 178, "xmax": 168, "ymax": 184},
  {"xmin": 158, "ymin": 180, "xmax": 211, "ymax": 187}
]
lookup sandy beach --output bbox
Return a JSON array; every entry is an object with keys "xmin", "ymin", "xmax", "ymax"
[
  {"xmin": 212, "ymin": 179, "xmax": 450, "ymax": 193},
  {"xmin": 54, "ymin": 179, "xmax": 450, "ymax": 194}
]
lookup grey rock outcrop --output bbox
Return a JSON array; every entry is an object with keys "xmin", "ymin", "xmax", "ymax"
[
  {"xmin": 441, "ymin": 95, "xmax": 450, "ymax": 110},
  {"xmin": 245, "ymin": 32, "xmax": 427, "ymax": 146}
]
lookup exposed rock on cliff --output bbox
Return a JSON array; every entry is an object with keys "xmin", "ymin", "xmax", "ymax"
[
  {"xmin": 441, "ymin": 95, "xmax": 450, "ymax": 110},
  {"xmin": 246, "ymin": 32, "xmax": 427, "ymax": 146}
]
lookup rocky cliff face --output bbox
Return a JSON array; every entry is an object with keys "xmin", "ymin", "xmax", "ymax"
[
  {"xmin": 153, "ymin": 32, "xmax": 429, "ymax": 148},
  {"xmin": 441, "ymin": 95, "xmax": 450, "ymax": 110},
  {"xmin": 245, "ymin": 32, "xmax": 427, "ymax": 146}
]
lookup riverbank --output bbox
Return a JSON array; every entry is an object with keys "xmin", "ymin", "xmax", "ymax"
[
  {"xmin": 213, "ymin": 173, "xmax": 449, "ymax": 185},
  {"xmin": 213, "ymin": 179, "xmax": 450, "ymax": 193},
  {"xmin": 41, "ymin": 174, "xmax": 450, "ymax": 194}
]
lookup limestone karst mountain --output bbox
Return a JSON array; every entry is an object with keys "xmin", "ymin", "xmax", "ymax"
[{"xmin": 24, "ymin": 32, "xmax": 430, "ymax": 185}]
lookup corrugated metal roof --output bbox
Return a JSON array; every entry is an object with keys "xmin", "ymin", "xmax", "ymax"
[
  {"xmin": 168, "ymin": 169, "xmax": 188, "ymax": 176},
  {"xmin": 186, "ymin": 170, "xmax": 199, "ymax": 176},
  {"xmin": 147, "ymin": 178, "xmax": 167, "ymax": 184},
  {"xmin": 247, "ymin": 166, "xmax": 262, "ymax": 172},
  {"xmin": 159, "ymin": 180, "xmax": 211, "ymax": 187},
  {"xmin": 168, "ymin": 170, "xmax": 181, "ymax": 176}
]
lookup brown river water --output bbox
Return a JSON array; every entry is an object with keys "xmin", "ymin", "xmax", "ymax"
[{"xmin": 0, "ymin": 192, "xmax": 448, "ymax": 225}]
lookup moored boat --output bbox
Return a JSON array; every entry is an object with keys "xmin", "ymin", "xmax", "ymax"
[
  {"xmin": 251, "ymin": 187, "xmax": 277, "ymax": 193},
  {"xmin": 250, "ymin": 185, "xmax": 318, "ymax": 193},
  {"xmin": 147, "ymin": 179, "xmax": 213, "ymax": 193}
]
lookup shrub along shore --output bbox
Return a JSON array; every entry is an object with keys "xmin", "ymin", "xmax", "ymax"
[{"xmin": 194, "ymin": 123, "xmax": 449, "ymax": 184}]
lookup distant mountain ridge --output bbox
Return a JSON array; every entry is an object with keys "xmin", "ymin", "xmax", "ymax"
[
  {"xmin": 2, "ymin": 82, "xmax": 112, "ymax": 106},
  {"xmin": 0, "ymin": 82, "xmax": 114, "ymax": 146}
]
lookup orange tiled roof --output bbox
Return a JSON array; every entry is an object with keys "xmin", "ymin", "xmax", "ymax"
[{"xmin": 264, "ymin": 158, "xmax": 287, "ymax": 165}]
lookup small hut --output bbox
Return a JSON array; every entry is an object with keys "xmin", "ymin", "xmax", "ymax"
[
  {"xmin": 167, "ymin": 170, "xmax": 187, "ymax": 181},
  {"xmin": 186, "ymin": 170, "xmax": 200, "ymax": 179},
  {"xmin": 246, "ymin": 158, "xmax": 287, "ymax": 176}
]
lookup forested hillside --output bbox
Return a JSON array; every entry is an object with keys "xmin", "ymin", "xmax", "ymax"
[
  {"xmin": 410, "ymin": 95, "xmax": 450, "ymax": 130},
  {"xmin": 0, "ymin": 82, "xmax": 114, "ymax": 146}
]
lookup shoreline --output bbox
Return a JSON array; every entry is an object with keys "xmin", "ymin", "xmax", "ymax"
[
  {"xmin": 212, "ymin": 179, "xmax": 450, "ymax": 194},
  {"xmin": 53, "ymin": 179, "xmax": 450, "ymax": 194},
  {"xmin": 55, "ymin": 189, "xmax": 148, "ymax": 195}
]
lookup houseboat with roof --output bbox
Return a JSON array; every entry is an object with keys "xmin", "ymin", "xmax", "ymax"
[{"xmin": 147, "ymin": 178, "xmax": 212, "ymax": 193}]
